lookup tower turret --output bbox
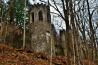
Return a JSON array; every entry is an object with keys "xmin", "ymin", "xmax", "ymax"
[{"xmin": 29, "ymin": 3, "xmax": 55, "ymax": 55}]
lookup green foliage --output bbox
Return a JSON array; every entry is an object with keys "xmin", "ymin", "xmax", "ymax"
[
  {"xmin": 2, "ymin": 2, "xmax": 8, "ymax": 21},
  {"xmin": 14, "ymin": 0, "xmax": 26, "ymax": 27}
]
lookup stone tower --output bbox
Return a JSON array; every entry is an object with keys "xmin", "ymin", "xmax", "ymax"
[{"xmin": 29, "ymin": 3, "xmax": 55, "ymax": 55}]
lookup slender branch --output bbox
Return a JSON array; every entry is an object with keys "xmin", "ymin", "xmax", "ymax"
[{"xmin": 40, "ymin": 0, "xmax": 65, "ymax": 21}]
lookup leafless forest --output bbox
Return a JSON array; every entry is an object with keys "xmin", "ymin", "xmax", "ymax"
[{"xmin": 0, "ymin": 0, "xmax": 98, "ymax": 65}]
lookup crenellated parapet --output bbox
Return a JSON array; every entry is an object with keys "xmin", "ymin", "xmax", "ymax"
[{"xmin": 29, "ymin": 3, "xmax": 51, "ymax": 23}]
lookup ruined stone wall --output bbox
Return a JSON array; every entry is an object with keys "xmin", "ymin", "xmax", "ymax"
[
  {"xmin": 55, "ymin": 30, "xmax": 65, "ymax": 56},
  {"xmin": 31, "ymin": 22, "xmax": 51, "ymax": 53},
  {"xmin": 30, "ymin": 3, "xmax": 55, "ymax": 55},
  {"xmin": 0, "ymin": 22, "xmax": 23, "ymax": 48}
]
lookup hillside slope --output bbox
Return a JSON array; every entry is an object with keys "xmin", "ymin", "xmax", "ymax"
[{"xmin": 0, "ymin": 44, "xmax": 67, "ymax": 65}]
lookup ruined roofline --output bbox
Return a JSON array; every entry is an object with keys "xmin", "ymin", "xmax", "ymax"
[
  {"xmin": 33, "ymin": 3, "xmax": 48, "ymax": 7},
  {"xmin": 29, "ymin": 3, "xmax": 49, "ymax": 9},
  {"xmin": 29, "ymin": 3, "xmax": 50, "ymax": 12}
]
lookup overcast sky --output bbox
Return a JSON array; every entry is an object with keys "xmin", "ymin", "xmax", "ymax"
[{"xmin": 3, "ymin": 0, "xmax": 98, "ymax": 34}]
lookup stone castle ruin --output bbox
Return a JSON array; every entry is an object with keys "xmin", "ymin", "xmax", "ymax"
[
  {"xmin": 0, "ymin": 3, "xmax": 66, "ymax": 55},
  {"xmin": 29, "ymin": 3, "xmax": 56, "ymax": 55}
]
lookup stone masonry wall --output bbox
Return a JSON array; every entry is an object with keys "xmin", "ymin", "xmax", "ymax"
[{"xmin": 30, "ymin": 3, "xmax": 55, "ymax": 55}]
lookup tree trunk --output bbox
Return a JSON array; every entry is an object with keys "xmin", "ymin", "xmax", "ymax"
[{"xmin": 86, "ymin": 0, "xmax": 97, "ymax": 60}]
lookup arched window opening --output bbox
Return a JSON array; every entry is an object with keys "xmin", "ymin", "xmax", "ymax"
[
  {"xmin": 32, "ymin": 12, "xmax": 34, "ymax": 22},
  {"xmin": 39, "ymin": 11, "xmax": 43, "ymax": 21}
]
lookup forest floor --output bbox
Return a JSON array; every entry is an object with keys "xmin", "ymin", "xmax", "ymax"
[
  {"xmin": 0, "ymin": 44, "xmax": 67, "ymax": 65},
  {"xmin": 0, "ymin": 44, "xmax": 97, "ymax": 65}
]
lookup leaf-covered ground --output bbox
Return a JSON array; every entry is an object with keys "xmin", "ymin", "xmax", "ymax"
[{"xmin": 0, "ymin": 44, "xmax": 67, "ymax": 65}]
